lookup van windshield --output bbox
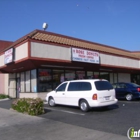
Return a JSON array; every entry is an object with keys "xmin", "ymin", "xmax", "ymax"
[{"xmin": 95, "ymin": 81, "xmax": 113, "ymax": 90}]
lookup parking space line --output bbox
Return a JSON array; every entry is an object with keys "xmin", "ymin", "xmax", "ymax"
[{"xmin": 44, "ymin": 107, "xmax": 85, "ymax": 116}]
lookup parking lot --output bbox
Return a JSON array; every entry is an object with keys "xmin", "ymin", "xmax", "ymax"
[
  {"xmin": 42, "ymin": 100, "xmax": 140, "ymax": 137},
  {"xmin": 0, "ymin": 99, "xmax": 140, "ymax": 138}
]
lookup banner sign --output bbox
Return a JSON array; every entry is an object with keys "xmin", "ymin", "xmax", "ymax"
[
  {"xmin": 4, "ymin": 48, "xmax": 14, "ymax": 64},
  {"xmin": 71, "ymin": 48, "xmax": 99, "ymax": 64}
]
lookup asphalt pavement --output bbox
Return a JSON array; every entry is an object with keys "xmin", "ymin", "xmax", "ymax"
[{"xmin": 0, "ymin": 99, "xmax": 138, "ymax": 140}]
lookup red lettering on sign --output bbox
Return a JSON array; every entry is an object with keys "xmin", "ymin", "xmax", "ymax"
[
  {"xmin": 94, "ymin": 53, "xmax": 99, "ymax": 56},
  {"xmin": 87, "ymin": 51, "xmax": 93, "ymax": 56},
  {"xmin": 87, "ymin": 51, "xmax": 98, "ymax": 57},
  {"xmin": 76, "ymin": 49, "xmax": 84, "ymax": 54},
  {"xmin": 87, "ymin": 56, "xmax": 94, "ymax": 59},
  {"xmin": 39, "ymin": 71, "xmax": 49, "ymax": 76},
  {"xmin": 79, "ymin": 55, "xmax": 85, "ymax": 58}
]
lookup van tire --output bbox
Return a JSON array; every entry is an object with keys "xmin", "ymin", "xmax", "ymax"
[
  {"xmin": 79, "ymin": 100, "xmax": 89, "ymax": 112},
  {"xmin": 48, "ymin": 97, "xmax": 56, "ymax": 107}
]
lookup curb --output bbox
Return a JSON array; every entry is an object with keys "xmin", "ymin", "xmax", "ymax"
[
  {"xmin": 44, "ymin": 101, "xmax": 48, "ymax": 104},
  {"xmin": 0, "ymin": 98, "xmax": 10, "ymax": 101}
]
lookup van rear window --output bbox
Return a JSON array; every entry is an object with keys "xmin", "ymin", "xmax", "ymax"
[{"xmin": 95, "ymin": 81, "xmax": 113, "ymax": 90}]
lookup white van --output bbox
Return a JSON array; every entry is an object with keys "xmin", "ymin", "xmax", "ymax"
[{"xmin": 46, "ymin": 79, "xmax": 118, "ymax": 112}]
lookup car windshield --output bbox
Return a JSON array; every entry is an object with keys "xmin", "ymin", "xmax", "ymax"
[{"xmin": 95, "ymin": 81, "xmax": 113, "ymax": 90}]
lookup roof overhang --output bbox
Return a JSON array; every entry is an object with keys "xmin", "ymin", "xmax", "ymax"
[{"xmin": 0, "ymin": 58, "xmax": 140, "ymax": 74}]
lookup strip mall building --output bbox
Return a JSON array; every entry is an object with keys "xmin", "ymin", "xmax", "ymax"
[{"xmin": 0, "ymin": 29, "xmax": 140, "ymax": 99}]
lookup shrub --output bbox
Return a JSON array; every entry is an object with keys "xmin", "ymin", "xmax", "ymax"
[
  {"xmin": 11, "ymin": 98, "xmax": 45, "ymax": 116},
  {"xmin": 0, "ymin": 94, "xmax": 9, "ymax": 99}
]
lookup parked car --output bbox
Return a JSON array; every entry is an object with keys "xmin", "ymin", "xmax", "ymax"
[
  {"xmin": 112, "ymin": 82, "xmax": 140, "ymax": 101},
  {"xmin": 46, "ymin": 79, "xmax": 118, "ymax": 112}
]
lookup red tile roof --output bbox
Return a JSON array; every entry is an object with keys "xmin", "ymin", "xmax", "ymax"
[
  {"xmin": 0, "ymin": 40, "xmax": 13, "ymax": 52},
  {"xmin": 3, "ymin": 29, "xmax": 140, "ymax": 59}
]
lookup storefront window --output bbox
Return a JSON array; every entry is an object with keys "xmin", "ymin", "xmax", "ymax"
[
  {"xmin": 137, "ymin": 75, "xmax": 140, "ymax": 85},
  {"xmin": 76, "ymin": 71, "xmax": 85, "ymax": 79},
  {"xmin": 87, "ymin": 71, "xmax": 94, "ymax": 79},
  {"xmin": 114, "ymin": 73, "xmax": 118, "ymax": 83},
  {"xmin": 65, "ymin": 70, "xmax": 75, "ymax": 81},
  {"xmin": 21, "ymin": 72, "xmax": 25, "ymax": 92},
  {"xmin": 53, "ymin": 69, "xmax": 64, "ymax": 89},
  {"xmin": 94, "ymin": 72, "xmax": 99, "ymax": 79},
  {"xmin": 25, "ymin": 71, "xmax": 30, "ymax": 92},
  {"xmin": 100, "ymin": 72, "xmax": 109, "ymax": 81},
  {"xmin": 31, "ymin": 69, "xmax": 37, "ymax": 92},
  {"xmin": 38, "ymin": 69, "xmax": 52, "ymax": 92},
  {"xmin": 110, "ymin": 73, "xmax": 118, "ymax": 83},
  {"xmin": 131, "ymin": 74, "xmax": 140, "ymax": 85}
]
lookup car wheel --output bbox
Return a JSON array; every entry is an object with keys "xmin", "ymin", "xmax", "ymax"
[
  {"xmin": 48, "ymin": 97, "xmax": 56, "ymax": 107},
  {"xmin": 126, "ymin": 94, "xmax": 133, "ymax": 101},
  {"xmin": 79, "ymin": 100, "xmax": 89, "ymax": 112}
]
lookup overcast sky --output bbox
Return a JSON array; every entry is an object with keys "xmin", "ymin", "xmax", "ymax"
[{"xmin": 0, "ymin": 0, "xmax": 140, "ymax": 51}]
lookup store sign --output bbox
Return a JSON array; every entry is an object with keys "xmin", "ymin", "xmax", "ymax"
[
  {"xmin": 71, "ymin": 48, "xmax": 99, "ymax": 64},
  {"xmin": 4, "ymin": 48, "xmax": 14, "ymax": 64}
]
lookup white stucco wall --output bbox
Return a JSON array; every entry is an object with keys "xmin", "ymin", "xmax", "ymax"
[
  {"xmin": 31, "ymin": 42, "xmax": 71, "ymax": 61},
  {"xmin": 100, "ymin": 53, "xmax": 140, "ymax": 69},
  {"xmin": 15, "ymin": 42, "xmax": 28, "ymax": 61},
  {"xmin": 20, "ymin": 93, "xmax": 46, "ymax": 100},
  {"xmin": 4, "ymin": 74, "xmax": 9, "ymax": 95},
  {"xmin": 31, "ymin": 43, "xmax": 140, "ymax": 68},
  {"xmin": 0, "ymin": 55, "xmax": 4, "ymax": 67},
  {"xmin": 8, "ymin": 73, "xmax": 16, "ymax": 98}
]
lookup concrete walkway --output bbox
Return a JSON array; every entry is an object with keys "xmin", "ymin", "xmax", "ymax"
[
  {"xmin": 0, "ymin": 107, "xmax": 136, "ymax": 140},
  {"xmin": 0, "ymin": 98, "xmax": 10, "ymax": 101}
]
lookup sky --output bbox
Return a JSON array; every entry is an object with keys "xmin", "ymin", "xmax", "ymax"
[{"xmin": 0, "ymin": 0, "xmax": 140, "ymax": 51}]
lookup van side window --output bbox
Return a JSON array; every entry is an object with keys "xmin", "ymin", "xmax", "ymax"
[
  {"xmin": 80, "ymin": 82, "xmax": 92, "ymax": 91},
  {"xmin": 68, "ymin": 82, "xmax": 91, "ymax": 91},
  {"xmin": 67, "ymin": 82, "xmax": 79, "ymax": 91},
  {"xmin": 56, "ymin": 83, "xmax": 67, "ymax": 92}
]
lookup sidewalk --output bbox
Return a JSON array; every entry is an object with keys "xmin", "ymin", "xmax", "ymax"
[
  {"xmin": 0, "ymin": 106, "xmax": 135, "ymax": 140},
  {"xmin": 0, "ymin": 98, "xmax": 10, "ymax": 101}
]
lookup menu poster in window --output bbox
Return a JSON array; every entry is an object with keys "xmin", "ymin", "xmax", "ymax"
[
  {"xmin": 39, "ymin": 69, "xmax": 51, "ymax": 83},
  {"xmin": 71, "ymin": 48, "xmax": 99, "ymax": 64},
  {"xmin": 4, "ymin": 48, "xmax": 14, "ymax": 64}
]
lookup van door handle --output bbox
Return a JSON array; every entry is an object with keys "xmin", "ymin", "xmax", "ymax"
[{"xmin": 62, "ymin": 93, "xmax": 65, "ymax": 95}]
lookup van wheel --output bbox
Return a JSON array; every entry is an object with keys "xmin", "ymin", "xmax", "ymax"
[
  {"xmin": 48, "ymin": 97, "xmax": 55, "ymax": 107},
  {"xmin": 79, "ymin": 100, "xmax": 89, "ymax": 112},
  {"xmin": 126, "ymin": 94, "xmax": 133, "ymax": 101}
]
